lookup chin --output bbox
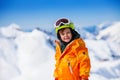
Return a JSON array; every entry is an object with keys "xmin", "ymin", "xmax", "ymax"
[{"xmin": 64, "ymin": 40, "xmax": 70, "ymax": 43}]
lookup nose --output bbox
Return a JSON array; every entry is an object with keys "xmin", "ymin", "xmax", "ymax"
[{"xmin": 64, "ymin": 33, "xmax": 68, "ymax": 37}]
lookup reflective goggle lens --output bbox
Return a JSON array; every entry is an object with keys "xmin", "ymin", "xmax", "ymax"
[{"xmin": 55, "ymin": 18, "xmax": 69, "ymax": 27}]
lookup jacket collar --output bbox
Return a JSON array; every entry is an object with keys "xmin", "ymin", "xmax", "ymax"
[{"xmin": 55, "ymin": 38, "xmax": 80, "ymax": 60}]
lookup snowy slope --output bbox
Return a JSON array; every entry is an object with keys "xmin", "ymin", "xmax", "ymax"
[
  {"xmin": 0, "ymin": 23, "xmax": 23, "ymax": 80},
  {"xmin": 0, "ymin": 24, "xmax": 55, "ymax": 80},
  {"xmin": 85, "ymin": 39, "xmax": 120, "ymax": 80},
  {"xmin": 0, "ymin": 23, "xmax": 120, "ymax": 80},
  {"xmin": 14, "ymin": 29, "xmax": 55, "ymax": 80},
  {"xmin": 97, "ymin": 22, "xmax": 120, "ymax": 44}
]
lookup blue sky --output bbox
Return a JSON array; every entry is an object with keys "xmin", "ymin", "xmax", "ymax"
[{"xmin": 0, "ymin": 0, "xmax": 120, "ymax": 31}]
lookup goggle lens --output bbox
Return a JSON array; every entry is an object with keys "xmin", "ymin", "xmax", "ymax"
[{"xmin": 55, "ymin": 18, "xmax": 69, "ymax": 27}]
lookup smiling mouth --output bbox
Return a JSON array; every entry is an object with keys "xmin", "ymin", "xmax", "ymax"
[{"xmin": 65, "ymin": 38, "xmax": 70, "ymax": 40}]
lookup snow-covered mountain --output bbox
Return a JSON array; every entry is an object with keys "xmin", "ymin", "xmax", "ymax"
[
  {"xmin": 76, "ymin": 21, "xmax": 120, "ymax": 43},
  {"xmin": 0, "ymin": 22, "xmax": 120, "ymax": 80},
  {"xmin": 97, "ymin": 22, "xmax": 120, "ymax": 44}
]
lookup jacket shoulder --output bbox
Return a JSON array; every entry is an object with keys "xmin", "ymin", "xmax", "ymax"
[{"xmin": 76, "ymin": 38, "xmax": 86, "ymax": 47}]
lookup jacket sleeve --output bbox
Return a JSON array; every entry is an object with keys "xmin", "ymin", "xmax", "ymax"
[
  {"xmin": 53, "ymin": 41, "xmax": 61, "ymax": 78},
  {"xmin": 77, "ymin": 47, "xmax": 91, "ymax": 79},
  {"xmin": 77, "ymin": 39, "xmax": 91, "ymax": 79},
  {"xmin": 53, "ymin": 51, "xmax": 59, "ymax": 78}
]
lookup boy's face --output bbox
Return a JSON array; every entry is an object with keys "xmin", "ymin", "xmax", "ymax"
[{"xmin": 59, "ymin": 28, "xmax": 72, "ymax": 43}]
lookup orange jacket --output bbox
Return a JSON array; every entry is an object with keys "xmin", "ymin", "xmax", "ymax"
[{"xmin": 54, "ymin": 38, "xmax": 91, "ymax": 80}]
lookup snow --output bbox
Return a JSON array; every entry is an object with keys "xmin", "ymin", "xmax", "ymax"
[
  {"xmin": 97, "ymin": 22, "xmax": 120, "ymax": 44},
  {"xmin": 0, "ymin": 23, "xmax": 120, "ymax": 80}
]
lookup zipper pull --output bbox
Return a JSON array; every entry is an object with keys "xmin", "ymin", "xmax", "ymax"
[{"xmin": 67, "ymin": 59, "xmax": 73, "ymax": 74}]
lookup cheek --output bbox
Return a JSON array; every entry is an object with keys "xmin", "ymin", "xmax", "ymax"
[
  {"xmin": 68, "ymin": 33, "xmax": 72, "ymax": 38},
  {"xmin": 60, "ymin": 35, "xmax": 64, "ymax": 39}
]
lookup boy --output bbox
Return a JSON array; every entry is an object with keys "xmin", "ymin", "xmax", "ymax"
[{"xmin": 54, "ymin": 18, "xmax": 91, "ymax": 80}]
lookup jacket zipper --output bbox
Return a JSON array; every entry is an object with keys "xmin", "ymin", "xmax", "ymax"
[
  {"xmin": 67, "ymin": 59, "xmax": 76, "ymax": 80},
  {"xmin": 67, "ymin": 59, "xmax": 73, "ymax": 74}
]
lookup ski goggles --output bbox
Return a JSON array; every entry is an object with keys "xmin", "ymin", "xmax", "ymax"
[{"xmin": 54, "ymin": 18, "xmax": 70, "ymax": 28}]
